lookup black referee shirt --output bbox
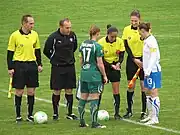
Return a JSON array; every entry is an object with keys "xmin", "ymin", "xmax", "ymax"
[{"xmin": 43, "ymin": 29, "xmax": 77, "ymax": 66}]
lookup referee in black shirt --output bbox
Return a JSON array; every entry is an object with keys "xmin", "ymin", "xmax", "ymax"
[{"xmin": 43, "ymin": 18, "xmax": 78, "ymax": 120}]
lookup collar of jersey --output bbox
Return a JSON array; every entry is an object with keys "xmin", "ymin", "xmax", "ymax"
[
  {"xmin": 145, "ymin": 34, "xmax": 152, "ymax": 40},
  {"xmin": 19, "ymin": 28, "xmax": 31, "ymax": 35},
  {"xmin": 57, "ymin": 28, "xmax": 71, "ymax": 37},
  {"xmin": 105, "ymin": 36, "xmax": 116, "ymax": 44},
  {"xmin": 131, "ymin": 25, "xmax": 138, "ymax": 30}
]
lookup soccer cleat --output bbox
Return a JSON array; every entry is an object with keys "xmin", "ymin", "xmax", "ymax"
[
  {"xmin": 16, "ymin": 117, "xmax": 22, "ymax": 123},
  {"xmin": 91, "ymin": 122, "xmax": 106, "ymax": 128},
  {"xmin": 140, "ymin": 116, "xmax": 151, "ymax": 123},
  {"xmin": 66, "ymin": 114, "xmax": 79, "ymax": 120},
  {"xmin": 79, "ymin": 119, "xmax": 89, "ymax": 128},
  {"xmin": 140, "ymin": 112, "xmax": 147, "ymax": 120},
  {"xmin": 114, "ymin": 114, "xmax": 122, "ymax": 120},
  {"xmin": 144, "ymin": 119, "xmax": 159, "ymax": 125},
  {"xmin": 53, "ymin": 114, "xmax": 59, "ymax": 121},
  {"xmin": 26, "ymin": 116, "xmax": 34, "ymax": 122},
  {"xmin": 79, "ymin": 123, "xmax": 89, "ymax": 128},
  {"xmin": 123, "ymin": 111, "xmax": 133, "ymax": 119}
]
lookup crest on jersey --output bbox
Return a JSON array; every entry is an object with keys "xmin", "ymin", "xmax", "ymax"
[
  {"xmin": 70, "ymin": 38, "xmax": 73, "ymax": 42},
  {"xmin": 104, "ymin": 50, "xmax": 108, "ymax": 53},
  {"xmin": 83, "ymin": 64, "xmax": 90, "ymax": 69},
  {"xmin": 128, "ymin": 36, "xmax": 131, "ymax": 40},
  {"xmin": 20, "ymin": 44, "xmax": 24, "ymax": 47}
]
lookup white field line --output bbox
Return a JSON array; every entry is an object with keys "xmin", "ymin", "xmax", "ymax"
[{"xmin": 0, "ymin": 90, "xmax": 180, "ymax": 134}]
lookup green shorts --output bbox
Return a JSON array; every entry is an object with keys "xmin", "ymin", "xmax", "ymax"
[{"xmin": 80, "ymin": 81, "xmax": 103, "ymax": 94}]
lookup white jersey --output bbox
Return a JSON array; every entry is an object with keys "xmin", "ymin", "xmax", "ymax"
[{"xmin": 143, "ymin": 35, "xmax": 161, "ymax": 76}]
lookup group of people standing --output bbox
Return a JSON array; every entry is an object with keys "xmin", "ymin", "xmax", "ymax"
[
  {"xmin": 7, "ymin": 9, "xmax": 161, "ymax": 128},
  {"xmin": 78, "ymin": 9, "xmax": 161, "ymax": 128}
]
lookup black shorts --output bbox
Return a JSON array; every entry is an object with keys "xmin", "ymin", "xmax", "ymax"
[
  {"xmin": 50, "ymin": 65, "xmax": 76, "ymax": 90},
  {"xmin": 126, "ymin": 56, "xmax": 144, "ymax": 81},
  {"xmin": 104, "ymin": 61, "xmax": 121, "ymax": 82},
  {"xmin": 12, "ymin": 61, "xmax": 39, "ymax": 89}
]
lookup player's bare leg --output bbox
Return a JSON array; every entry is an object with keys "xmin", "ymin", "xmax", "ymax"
[
  {"xmin": 65, "ymin": 89, "xmax": 78, "ymax": 120},
  {"xmin": 112, "ymin": 82, "xmax": 122, "ymax": 120},
  {"xmin": 15, "ymin": 89, "xmax": 24, "ymax": 123},
  {"xmin": 26, "ymin": 88, "xmax": 35, "ymax": 122},
  {"xmin": 52, "ymin": 90, "xmax": 61, "ymax": 120}
]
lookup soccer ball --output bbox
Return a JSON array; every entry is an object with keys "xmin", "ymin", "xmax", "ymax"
[
  {"xmin": 97, "ymin": 110, "xmax": 109, "ymax": 121},
  {"xmin": 34, "ymin": 111, "xmax": 48, "ymax": 124}
]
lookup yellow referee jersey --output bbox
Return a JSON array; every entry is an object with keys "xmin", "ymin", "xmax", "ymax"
[
  {"xmin": 122, "ymin": 25, "xmax": 143, "ymax": 57},
  {"xmin": 98, "ymin": 37, "xmax": 125, "ymax": 63},
  {"xmin": 7, "ymin": 29, "xmax": 40, "ymax": 61}
]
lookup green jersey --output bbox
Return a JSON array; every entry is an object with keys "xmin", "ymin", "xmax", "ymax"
[{"xmin": 79, "ymin": 40, "xmax": 103, "ymax": 82}]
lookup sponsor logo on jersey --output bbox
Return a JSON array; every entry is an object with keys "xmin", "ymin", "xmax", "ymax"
[
  {"xmin": 104, "ymin": 50, "xmax": 108, "ymax": 53},
  {"xmin": 83, "ymin": 64, "xmax": 90, "ymax": 69}
]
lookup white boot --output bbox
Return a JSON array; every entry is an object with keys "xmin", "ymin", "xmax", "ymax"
[
  {"xmin": 144, "ymin": 117, "xmax": 159, "ymax": 125},
  {"xmin": 144, "ymin": 97, "xmax": 160, "ymax": 125}
]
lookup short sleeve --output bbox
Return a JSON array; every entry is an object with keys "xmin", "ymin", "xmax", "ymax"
[
  {"xmin": 96, "ymin": 44, "xmax": 103, "ymax": 57},
  {"xmin": 35, "ymin": 33, "xmax": 40, "ymax": 49},
  {"xmin": 122, "ymin": 28, "xmax": 127, "ymax": 40},
  {"xmin": 119, "ymin": 39, "xmax": 125, "ymax": 51},
  {"xmin": 7, "ymin": 33, "xmax": 16, "ymax": 51}
]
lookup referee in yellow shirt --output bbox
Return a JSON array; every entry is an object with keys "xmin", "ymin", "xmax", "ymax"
[
  {"xmin": 98, "ymin": 25, "xmax": 125, "ymax": 120},
  {"xmin": 7, "ymin": 15, "xmax": 43, "ymax": 123},
  {"xmin": 122, "ymin": 10, "xmax": 146, "ymax": 120}
]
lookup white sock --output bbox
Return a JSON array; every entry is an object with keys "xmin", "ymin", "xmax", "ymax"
[
  {"xmin": 151, "ymin": 97, "xmax": 160, "ymax": 121},
  {"xmin": 146, "ymin": 96, "xmax": 152, "ymax": 117}
]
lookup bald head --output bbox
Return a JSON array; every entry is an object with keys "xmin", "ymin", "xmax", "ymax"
[{"xmin": 59, "ymin": 18, "xmax": 71, "ymax": 35}]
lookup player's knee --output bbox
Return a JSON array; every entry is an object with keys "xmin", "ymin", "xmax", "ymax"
[
  {"xmin": 81, "ymin": 93, "xmax": 89, "ymax": 100},
  {"xmin": 127, "ymin": 88, "xmax": 134, "ymax": 92},
  {"xmin": 89, "ymin": 93, "xmax": 99, "ymax": 100},
  {"xmin": 65, "ymin": 89, "xmax": 73, "ymax": 95},
  {"xmin": 15, "ymin": 89, "xmax": 24, "ymax": 96},
  {"xmin": 27, "ymin": 88, "xmax": 35, "ymax": 96},
  {"xmin": 53, "ymin": 90, "xmax": 61, "ymax": 95},
  {"xmin": 27, "ymin": 91, "xmax": 35, "ymax": 96},
  {"xmin": 141, "ymin": 88, "xmax": 148, "ymax": 92},
  {"xmin": 151, "ymin": 88, "xmax": 158, "ymax": 97},
  {"xmin": 113, "ymin": 89, "xmax": 119, "ymax": 94},
  {"xmin": 145, "ymin": 90, "xmax": 151, "ymax": 96}
]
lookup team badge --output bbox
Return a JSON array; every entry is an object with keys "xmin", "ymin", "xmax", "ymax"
[
  {"xmin": 104, "ymin": 50, "xmax": 108, "ymax": 53},
  {"xmin": 70, "ymin": 38, "xmax": 73, "ymax": 42},
  {"xmin": 83, "ymin": 64, "xmax": 90, "ymax": 69},
  {"xmin": 20, "ymin": 44, "xmax": 24, "ymax": 47}
]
